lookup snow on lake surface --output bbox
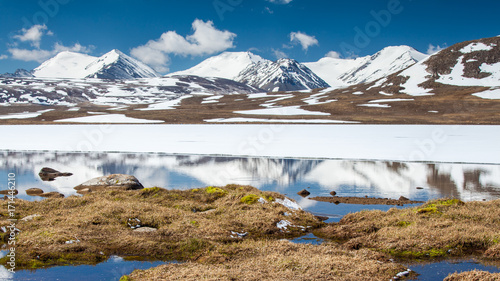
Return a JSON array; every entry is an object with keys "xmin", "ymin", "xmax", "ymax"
[
  {"xmin": 0, "ymin": 125, "xmax": 498, "ymax": 164},
  {"xmin": 54, "ymin": 114, "xmax": 164, "ymax": 123},
  {"xmin": 234, "ymin": 106, "xmax": 330, "ymax": 116}
]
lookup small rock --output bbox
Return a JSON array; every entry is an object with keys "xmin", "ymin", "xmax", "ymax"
[
  {"xmin": 26, "ymin": 188, "xmax": 44, "ymax": 196},
  {"xmin": 399, "ymin": 196, "xmax": 409, "ymax": 201},
  {"xmin": 396, "ymin": 270, "xmax": 411, "ymax": 278},
  {"xmin": 416, "ymin": 187, "xmax": 424, "ymax": 190},
  {"xmin": 77, "ymin": 188, "xmax": 92, "ymax": 195},
  {"xmin": 199, "ymin": 209, "xmax": 216, "ymax": 215},
  {"xmin": 330, "ymin": 191, "xmax": 337, "ymax": 196},
  {"xmin": 314, "ymin": 215, "xmax": 329, "ymax": 221},
  {"xmin": 297, "ymin": 189, "xmax": 310, "ymax": 197},
  {"xmin": 21, "ymin": 214, "xmax": 40, "ymax": 221},
  {"xmin": 133, "ymin": 227, "xmax": 157, "ymax": 233},
  {"xmin": 230, "ymin": 231, "xmax": 248, "ymax": 238},
  {"xmin": 39, "ymin": 167, "xmax": 73, "ymax": 182},
  {"xmin": 39, "ymin": 192, "xmax": 64, "ymax": 198},
  {"xmin": 65, "ymin": 239, "xmax": 80, "ymax": 244},
  {"xmin": 0, "ymin": 190, "xmax": 17, "ymax": 195}
]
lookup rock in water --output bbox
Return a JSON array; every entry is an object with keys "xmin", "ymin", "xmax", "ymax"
[
  {"xmin": 330, "ymin": 191, "xmax": 337, "ymax": 196},
  {"xmin": 39, "ymin": 192, "xmax": 65, "ymax": 198},
  {"xmin": 297, "ymin": 189, "xmax": 311, "ymax": 197},
  {"xmin": 26, "ymin": 188, "xmax": 44, "ymax": 196},
  {"xmin": 0, "ymin": 190, "xmax": 17, "ymax": 195},
  {"xmin": 39, "ymin": 167, "xmax": 73, "ymax": 181},
  {"xmin": 74, "ymin": 174, "xmax": 144, "ymax": 193}
]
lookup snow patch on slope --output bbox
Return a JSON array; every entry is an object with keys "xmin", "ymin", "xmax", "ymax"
[
  {"xmin": 460, "ymin": 42, "xmax": 495, "ymax": 53},
  {"xmin": 235, "ymin": 106, "xmax": 330, "ymax": 116}
]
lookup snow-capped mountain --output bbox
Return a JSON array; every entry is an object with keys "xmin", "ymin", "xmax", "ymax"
[
  {"xmin": 372, "ymin": 36, "xmax": 500, "ymax": 96},
  {"xmin": 0, "ymin": 68, "xmax": 34, "ymax": 78},
  {"xmin": 235, "ymin": 58, "xmax": 330, "ymax": 92},
  {"xmin": 33, "ymin": 51, "xmax": 98, "ymax": 78},
  {"xmin": 304, "ymin": 46, "xmax": 428, "ymax": 86},
  {"xmin": 170, "ymin": 51, "xmax": 268, "ymax": 79},
  {"xmin": 33, "ymin": 49, "xmax": 159, "ymax": 79}
]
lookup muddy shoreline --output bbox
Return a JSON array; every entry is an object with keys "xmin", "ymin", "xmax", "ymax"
[{"xmin": 310, "ymin": 195, "xmax": 424, "ymax": 205}]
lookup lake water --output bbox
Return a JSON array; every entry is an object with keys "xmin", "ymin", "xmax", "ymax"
[
  {"xmin": 1, "ymin": 151, "xmax": 500, "ymax": 279},
  {"xmin": 0, "ymin": 253, "xmax": 168, "ymax": 281}
]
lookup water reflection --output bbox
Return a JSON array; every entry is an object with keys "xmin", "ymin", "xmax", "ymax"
[{"xmin": 1, "ymin": 151, "xmax": 499, "ymax": 204}]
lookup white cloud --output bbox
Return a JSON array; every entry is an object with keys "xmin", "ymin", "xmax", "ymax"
[
  {"xmin": 8, "ymin": 24, "xmax": 94, "ymax": 63},
  {"xmin": 0, "ymin": 55, "xmax": 7, "ymax": 60},
  {"xmin": 130, "ymin": 46, "xmax": 170, "ymax": 72},
  {"xmin": 264, "ymin": 7, "xmax": 274, "ymax": 14},
  {"xmin": 272, "ymin": 49, "xmax": 288, "ymax": 59},
  {"xmin": 8, "ymin": 43, "xmax": 93, "ymax": 63},
  {"xmin": 266, "ymin": 0, "xmax": 293, "ymax": 4},
  {"xmin": 13, "ymin": 25, "xmax": 51, "ymax": 48},
  {"xmin": 325, "ymin": 51, "xmax": 341, "ymax": 59},
  {"xmin": 427, "ymin": 44, "xmax": 446, "ymax": 55},
  {"xmin": 131, "ymin": 19, "xmax": 236, "ymax": 73},
  {"xmin": 290, "ymin": 31, "xmax": 318, "ymax": 51}
]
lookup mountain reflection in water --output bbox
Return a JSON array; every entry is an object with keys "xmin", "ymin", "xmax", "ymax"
[{"xmin": 1, "ymin": 151, "xmax": 499, "ymax": 203}]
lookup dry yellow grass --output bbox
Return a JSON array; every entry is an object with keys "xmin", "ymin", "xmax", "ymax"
[
  {"xmin": 444, "ymin": 270, "xmax": 500, "ymax": 281},
  {"xmin": 0, "ymin": 185, "xmax": 322, "ymax": 269},
  {"xmin": 314, "ymin": 199, "xmax": 500, "ymax": 259},
  {"xmin": 126, "ymin": 239, "xmax": 407, "ymax": 281}
]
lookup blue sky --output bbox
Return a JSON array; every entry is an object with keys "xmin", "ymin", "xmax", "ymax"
[{"xmin": 0, "ymin": 0, "xmax": 498, "ymax": 74}]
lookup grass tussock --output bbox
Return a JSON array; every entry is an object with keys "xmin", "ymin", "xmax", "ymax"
[
  {"xmin": 444, "ymin": 270, "xmax": 500, "ymax": 281},
  {"xmin": 125, "ymin": 239, "xmax": 407, "ymax": 281},
  {"xmin": 0, "ymin": 185, "xmax": 323, "ymax": 269},
  {"xmin": 314, "ymin": 199, "xmax": 500, "ymax": 260}
]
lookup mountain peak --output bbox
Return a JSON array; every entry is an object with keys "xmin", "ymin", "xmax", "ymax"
[
  {"xmin": 170, "ymin": 51, "xmax": 268, "ymax": 79},
  {"xmin": 235, "ymin": 59, "xmax": 329, "ymax": 92},
  {"xmin": 33, "ymin": 49, "xmax": 158, "ymax": 79}
]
